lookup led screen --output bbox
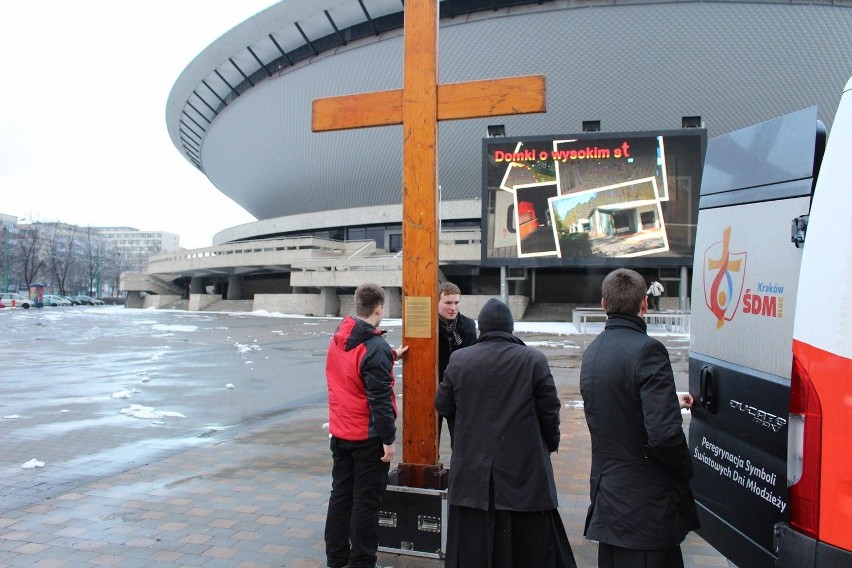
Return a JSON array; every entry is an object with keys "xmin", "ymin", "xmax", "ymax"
[{"xmin": 481, "ymin": 130, "xmax": 706, "ymax": 267}]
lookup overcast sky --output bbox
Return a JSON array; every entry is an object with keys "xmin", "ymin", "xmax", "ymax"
[{"xmin": 0, "ymin": 1, "xmax": 280, "ymax": 249}]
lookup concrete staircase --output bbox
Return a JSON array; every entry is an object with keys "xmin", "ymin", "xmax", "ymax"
[
  {"xmin": 201, "ymin": 299, "xmax": 255, "ymax": 313},
  {"xmin": 121, "ymin": 272, "xmax": 185, "ymax": 296},
  {"xmin": 162, "ymin": 299, "xmax": 189, "ymax": 310},
  {"xmin": 520, "ymin": 303, "xmax": 575, "ymax": 321}
]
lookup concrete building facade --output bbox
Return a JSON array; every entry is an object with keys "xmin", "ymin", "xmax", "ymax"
[{"xmin": 128, "ymin": 0, "xmax": 852, "ymax": 315}]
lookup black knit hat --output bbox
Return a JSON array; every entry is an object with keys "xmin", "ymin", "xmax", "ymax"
[{"xmin": 477, "ymin": 298, "xmax": 514, "ymax": 333}]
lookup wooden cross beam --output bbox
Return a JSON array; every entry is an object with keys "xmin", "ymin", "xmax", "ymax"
[{"xmin": 312, "ymin": 0, "xmax": 545, "ymax": 486}]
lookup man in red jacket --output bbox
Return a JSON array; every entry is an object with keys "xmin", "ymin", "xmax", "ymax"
[{"xmin": 324, "ymin": 283, "xmax": 408, "ymax": 568}]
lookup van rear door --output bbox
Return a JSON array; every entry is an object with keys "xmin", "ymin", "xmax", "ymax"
[
  {"xmin": 777, "ymin": 77, "xmax": 852, "ymax": 567},
  {"xmin": 688, "ymin": 107, "xmax": 824, "ymax": 568}
]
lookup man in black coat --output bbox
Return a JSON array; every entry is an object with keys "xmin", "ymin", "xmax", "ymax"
[
  {"xmin": 580, "ymin": 268, "xmax": 699, "ymax": 568},
  {"xmin": 435, "ymin": 298, "xmax": 576, "ymax": 568}
]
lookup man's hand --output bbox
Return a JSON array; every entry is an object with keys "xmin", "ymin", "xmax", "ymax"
[
  {"xmin": 381, "ymin": 443, "xmax": 395, "ymax": 463},
  {"xmin": 394, "ymin": 345, "xmax": 409, "ymax": 359},
  {"xmin": 678, "ymin": 392, "xmax": 694, "ymax": 409}
]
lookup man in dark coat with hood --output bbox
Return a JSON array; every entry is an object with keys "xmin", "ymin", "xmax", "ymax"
[
  {"xmin": 580, "ymin": 268, "xmax": 699, "ymax": 568},
  {"xmin": 435, "ymin": 298, "xmax": 576, "ymax": 568}
]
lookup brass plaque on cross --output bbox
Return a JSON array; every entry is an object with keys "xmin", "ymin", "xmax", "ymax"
[{"xmin": 403, "ymin": 296, "xmax": 432, "ymax": 338}]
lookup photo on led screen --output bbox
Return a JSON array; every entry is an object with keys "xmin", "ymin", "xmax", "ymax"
[
  {"xmin": 553, "ymin": 137, "xmax": 669, "ymax": 201},
  {"xmin": 513, "ymin": 182, "xmax": 559, "ymax": 258},
  {"xmin": 500, "ymin": 142, "xmax": 557, "ymax": 191},
  {"xmin": 548, "ymin": 177, "xmax": 669, "ymax": 258},
  {"xmin": 481, "ymin": 129, "xmax": 706, "ymax": 267}
]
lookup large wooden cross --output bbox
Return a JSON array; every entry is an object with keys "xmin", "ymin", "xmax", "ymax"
[{"xmin": 313, "ymin": 0, "xmax": 545, "ymax": 487}]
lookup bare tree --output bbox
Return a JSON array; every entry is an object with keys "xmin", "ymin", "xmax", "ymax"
[
  {"xmin": 15, "ymin": 224, "xmax": 45, "ymax": 290},
  {"xmin": 79, "ymin": 227, "xmax": 111, "ymax": 297},
  {"xmin": 0, "ymin": 224, "xmax": 16, "ymax": 292},
  {"xmin": 101, "ymin": 248, "xmax": 125, "ymax": 298},
  {"xmin": 80, "ymin": 227, "xmax": 98, "ymax": 296},
  {"xmin": 45, "ymin": 224, "xmax": 78, "ymax": 296}
]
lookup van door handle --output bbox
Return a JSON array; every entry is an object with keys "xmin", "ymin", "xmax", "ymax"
[{"xmin": 700, "ymin": 364, "xmax": 718, "ymax": 414}]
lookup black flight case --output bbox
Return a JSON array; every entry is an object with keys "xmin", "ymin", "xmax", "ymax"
[{"xmin": 377, "ymin": 467, "xmax": 448, "ymax": 559}]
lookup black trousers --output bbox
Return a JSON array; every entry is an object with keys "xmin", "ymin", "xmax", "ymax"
[
  {"xmin": 597, "ymin": 542, "xmax": 685, "ymax": 568},
  {"xmin": 438, "ymin": 414, "xmax": 455, "ymax": 451},
  {"xmin": 324, "ymin": 436, "xmax": 390, "ymax": 568},
  {"xmin": 649, "ymin": 294, "xmax": 661, "ymax": 311}
]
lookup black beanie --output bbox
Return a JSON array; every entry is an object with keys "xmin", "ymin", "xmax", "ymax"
[{"xmin": 477, "ymin": 298, "xmax": 514, "ymax": 333}]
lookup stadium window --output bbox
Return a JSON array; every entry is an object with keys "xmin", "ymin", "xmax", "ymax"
[{"xmin": 364, "ymin": 227, "xmax": 384, "ymax": 247}]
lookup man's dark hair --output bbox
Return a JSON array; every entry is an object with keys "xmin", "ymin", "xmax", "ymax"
[
  {"xmin": 438, "ymin": 281, "xmax": 461, "ymax": 298},
  {"xmin": 354, "ymin": 283, "xmax": 385, "ymax": 318},
  {"xmin": 601, "ymin": 268, "xmax": 646, "ymax": 315}
]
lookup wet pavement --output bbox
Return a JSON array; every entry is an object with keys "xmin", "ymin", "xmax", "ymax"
[{"xmin": 0, "ymin": 306, "xmax": 735, "ymax": 567}]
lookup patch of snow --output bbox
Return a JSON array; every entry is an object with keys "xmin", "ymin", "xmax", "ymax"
[
  {"xmin": 151, "ymin": 324, "xmax": 199, "ymax": 333},
  {"xmin": 119, "ymin": 404, "xmax": 186, "ymax": 420},
  {"xmin": 525, "ymin": 340, "xmax": 581, "ymax": 349},
  {"xmin": 111, "ymin": 388, "xmax": 139, "ymax": 399}
]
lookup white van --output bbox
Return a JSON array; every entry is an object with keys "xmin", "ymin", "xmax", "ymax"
[{"xmin": 688, "ymin": 78, "xmax": 852, "ymax": 566}]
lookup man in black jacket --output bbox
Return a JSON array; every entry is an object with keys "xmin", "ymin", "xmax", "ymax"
[
  {"xmin": 436, "ymin": 281, "xmax": 477, "ymax": 449},
  {"xmin": 435, "ymin": 298, "xmax": 576, "ymax": 568},
  {"xmin": 580, "ymin": 268, "xmax": 698, "ymax": 568}
]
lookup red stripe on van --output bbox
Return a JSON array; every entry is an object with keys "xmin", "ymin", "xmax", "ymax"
[{"xmin": 791, "ymin": 339, "xmax": 852, "ymax": 550}]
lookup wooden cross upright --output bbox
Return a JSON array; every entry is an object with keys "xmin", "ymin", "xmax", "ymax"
[{"xmin": 312, "ymin": 0, "xmax": 546, "ymax": 487}]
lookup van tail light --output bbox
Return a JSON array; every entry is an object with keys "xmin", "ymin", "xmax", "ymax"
[{"xmin": 787, "ymin": 355, "xmax": 822, "ymax": 538}]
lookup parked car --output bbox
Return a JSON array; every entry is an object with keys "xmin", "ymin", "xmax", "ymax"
[
  {"xmin": 42, "ymin": 294, "xmax": 72, "ymax": 307},
  {"xmin": 74, "ymin": 295, "xmax": 105, "ymax": 306},
  {"xmin": 61, "ymin": 295, "xmax": 82, "ymax": 305},
  {"xmin": 0, "ymin": 292, "xmax": 34, "ymax": 309}
]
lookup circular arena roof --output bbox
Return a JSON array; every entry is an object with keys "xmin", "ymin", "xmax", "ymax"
[{"xmin": 167, "ymin": 0, "xmax": 852, "ymax": 244}]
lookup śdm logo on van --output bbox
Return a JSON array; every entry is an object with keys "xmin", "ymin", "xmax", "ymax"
[{"xmin": 703, "ymin": 227, "xmax": 747, "ymax": 328}]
